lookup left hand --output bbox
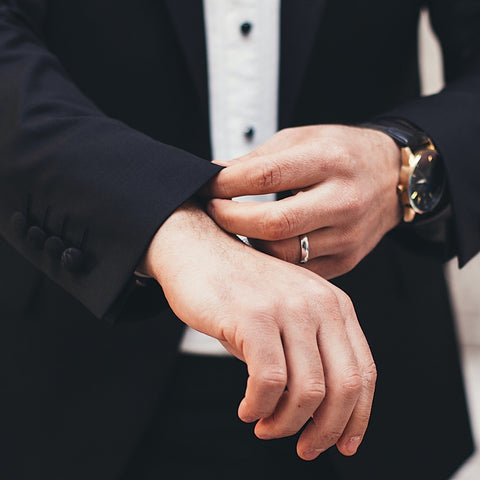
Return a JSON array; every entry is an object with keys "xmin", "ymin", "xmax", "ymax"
[
  {"xmin": 140, "ymin": 202, "xmax": 377, "ymax": 460},
  {"xmin": 205, "ymin": 124, "xmax": 403, "ymax": 279}
]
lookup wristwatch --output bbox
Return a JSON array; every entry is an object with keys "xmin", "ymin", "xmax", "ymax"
[{"xmin": 361, "ymin": 118, "xmax": 446, "ymax": 222}]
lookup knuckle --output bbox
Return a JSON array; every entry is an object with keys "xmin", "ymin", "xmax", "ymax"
[
  {"xmin": 313, "ymin": 287, "xmax": 350, "ymax": 321},
  {"xmin": 256, "ymin": 366, "xmax": 288, "ymax": 391},
  {"xmin": 353, "ymin": 412, "xmax": 371, "ymax": 430},
  {"xmin": 320, "ymin": 430, "xmax": 345, "ymax": 449},
  {"xmin": 344, "ymin": 189, "xmax": 364, "ymax": 217},
  {"xmin": 339, "ymin": 368, "xmax": 363, "ymax": 398},
  {"xmin": 311, "ymin": 280, "xmax": 344, "ymax": 309},
  {"xmin": 305, "ymin": 276, "xmax": 330, "ymax": 299},
  {"xmin": 250, "ymin": 160, "xmax": 282, "ymax": 191},
  {"xmin": 362, "ymin": 362, "xmax": 378, "ymax": 389},
  {"xmin": 337, "ymin": 223, "xmax": 359, "ymax": 250},
  {"xmin": 251, "ymin": 407, "xmax": 275, "ymax": 419},
  {"xmin": 298, "ymin": 380, "xmax": 326, "ymax": 406},
  {"xmin": 285, "ymin": 293, "xmax": 315, "ymax": 321},
  {"xmin": 308, "ymin": 285, "xmax": 342, "ymax": 318},
  {"xmin": 329, "ymin": 143, "xmax": 351, "ymax": 167},
  {"xmin": 329, "ymin": 184, "xmax": 363, "ymax": 221},
  {"xmin": 261, "ymin": 206, "xmax": 295, "ymax": 240}
]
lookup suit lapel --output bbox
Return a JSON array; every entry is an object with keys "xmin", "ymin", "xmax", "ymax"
[
  {"xmin": 164, "ymin": 0, "xmax": 209, "ymax": 118},
  {"xmin": 164, "ymin": 0, "xmax": 328, "ymax": 128},
  {"xmin": 279, "ymin": 0, "xmax": 328, "ymax": 127}
]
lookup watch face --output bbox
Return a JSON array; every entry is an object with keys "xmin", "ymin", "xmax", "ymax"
[{"xmin": 408, "ymin": 149, "xmax": 445, "ymax": 213}]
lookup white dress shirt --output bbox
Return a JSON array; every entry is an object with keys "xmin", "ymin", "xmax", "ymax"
[{"xmin": 179, "ymin": 0, "xmax": 281, "ymax": 355}]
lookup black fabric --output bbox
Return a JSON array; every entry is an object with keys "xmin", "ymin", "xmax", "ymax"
[
  {"xmin": 0, "ymin": 1, "xmax": 479, "ymax": 479},
  {"xmin": 119, "ymin": 355, "xmax": 341, "ymax": 480},
  {"xmin": 331, "ymin": 236, "xmax": 474, "ymax": 480}
]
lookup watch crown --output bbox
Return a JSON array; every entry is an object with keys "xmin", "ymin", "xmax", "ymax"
[{"xmin": 403, "ymin": 207, "xmax": 416, "ymax": 223}]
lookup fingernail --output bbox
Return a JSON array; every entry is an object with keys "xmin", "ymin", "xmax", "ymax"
[
  {"xmin": 302, "ymin": 448, "xmax": 325, "ymax": 460},
  {"xmin": 344, "ymin": 436, "xmax": 362, "ymax": 455}
]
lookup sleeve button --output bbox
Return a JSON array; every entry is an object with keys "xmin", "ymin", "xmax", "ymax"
[
  {"xmin": 45, "ymin": 236, "xmax": 66, "ymax": 259},
  {"xmin": 27, "ymin": 226, "xmax": 47, "ymax": 249},
  {"xmin": 61, "ymin": 247, "xmax": 84, "ymax": 272}
]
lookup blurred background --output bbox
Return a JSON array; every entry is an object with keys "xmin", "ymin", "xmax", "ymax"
[{"xmin": 418, "ymin": 9, "xmax": 480, "ymax": 479}]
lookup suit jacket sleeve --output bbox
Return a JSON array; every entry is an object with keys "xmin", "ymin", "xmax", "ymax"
[
  {"xmin": 385, "ymin": 0, "xmax": 480, "ymax": 267},
  {"xmin": 0, "ymin": 1, "xmax": 222, "ymax": 320}
]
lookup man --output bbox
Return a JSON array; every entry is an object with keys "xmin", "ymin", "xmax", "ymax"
[{"xmin": 0, "ymin": 1, "xmax": 479, "ymax": 479}]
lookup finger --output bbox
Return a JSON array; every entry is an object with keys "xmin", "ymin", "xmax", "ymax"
[
  {"xmin": 334, "ymin": 371, "xmax": 376, "ymax": 456},
  {"xmin": 296, "ymin": 301, "xmax": 362, "ymax": 460},
  {"xmin": 335, "ymin": 315, "xmax": 377, "ymax": 456},
  {"xmin": 212, "ymin": 129, "xmax": 306, "ymax": 168},
  {"xmin": 206, "ymin": 146, "xmax": 327, "ymax": 199},
  {"xmin": 238, "ymin": 326, "xmax": 288, "ymax": 423},
  {"xmin": 250, "ymin": 226, "xmax": 355, "ymax": 264},
  {"xmin": 208, "ymin": 184, "xmax": 347, "ymax": 241},
  {"xmin": 253, "ymin": 321, "xmax": 326, "ymax": 440}
]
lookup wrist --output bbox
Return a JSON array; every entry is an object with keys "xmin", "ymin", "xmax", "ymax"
[
  {"xmin": 140, "ymin": 201, "xmax": 200, "ymax": 280},
  {"xmin": 139, "ymin": 200, "xmax": 240, "ymax": 285},
  {"xmin": 356, "ymin": 126, "xmax": 403, "ymax": 228}
]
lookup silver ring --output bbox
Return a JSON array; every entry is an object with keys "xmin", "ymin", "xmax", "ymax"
[{"xmin": 299, "ymin": 235, "xmax": 309, "ymax": 264}]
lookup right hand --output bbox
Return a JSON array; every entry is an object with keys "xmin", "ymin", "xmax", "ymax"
[{"xmin": 140, "ymin": 201, "xmax": 377, "ymax": 460}]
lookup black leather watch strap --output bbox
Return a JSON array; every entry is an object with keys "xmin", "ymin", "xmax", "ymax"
[{"xmin": 360, "ymin": 117, "xmax": 432, "ymax": 150}]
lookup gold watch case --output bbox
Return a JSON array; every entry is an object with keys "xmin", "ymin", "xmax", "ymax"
[{"xmin": 397, "ymin": 141, "xmax": 445, "ymax": 222}]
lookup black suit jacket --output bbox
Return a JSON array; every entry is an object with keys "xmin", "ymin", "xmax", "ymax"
[{"xmin": 1, "ymin": 1, "xmax": 479, "ymax": 479}]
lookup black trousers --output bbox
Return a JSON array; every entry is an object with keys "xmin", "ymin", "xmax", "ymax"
[{"xmin": 120, "ymin": 354, "xmax": 341, "ymax": 479}]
